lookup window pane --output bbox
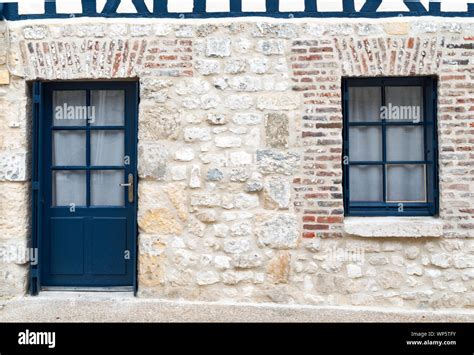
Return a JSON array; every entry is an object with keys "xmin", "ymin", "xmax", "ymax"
[
  {"xmin": 53, "ymin": 91, "xmax": 87, "ymax": 126},
  {"xmin": 349, "ymin": 165, "xmax": 383, "ymax": 202},
  {"xmin": 91, "ymin": 170, "xmax": 125, "ymax": 206},
  {"xmin": 53, "ymin": 131, "xmax": 86, "ymax": 166},
  {"xmin": 349, "ymin": 127, "xmax": 382, "ymax": 161},
  {"xmin": 349, "ymin": 87, "xmax": 382, "ymax": 122},
  {"xmin": 385, "ymin": 86, "xmax": 423, "ymax": 122},
  {"xmin": 386, "ymin": 126, "xmax": 424, "ymax": 162},
  {"xmin": 53, "ymin": 171, "xmax": 86, "ymax": 207},
  {"xmin": 90, "ymin": 90, "xmax": 125, "ymax": 126},
  {"xmin": 387, "ymin": 165, "xmax": 426, "ymax": 202},
  {"xmin": 91, "ymin": 131, "xmax": 124, "ymax": 166}
]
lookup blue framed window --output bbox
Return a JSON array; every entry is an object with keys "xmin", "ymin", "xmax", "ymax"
[{"xmin": 342, "ymin": 77, "xmax": 439, "ymax": 217}]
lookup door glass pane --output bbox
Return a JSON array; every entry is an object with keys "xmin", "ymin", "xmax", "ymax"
[
  {"xmin": 53, "ymin": 131, "xmax": 86, "ymax": 166},
  {"xmin": 91, "ymin": 170, "xmax": 125, "ymax": 206},
  {"xmin": 91, "ymin": 131, "xmax": 125, "ymax": 166},
  {"xmin": 386, "ymin": 126, "xmax": 424, "ymax": 161},
  {"xmin": 53, "ymin": 91, "xmax": 87, "ymax": 126},
  {"xmin": 349, "ymin": 87, "xmax": 382, "ymax": 122},
  {"xmin": 90, "ymin": 90, "xmax": 125, "ymax": 126},
  {"xmin": 387, "ymin": 165, "xmax": 426, "ymax": 202},
  {"xmin": 385, "ymin": 86, "xmax": 423, "ymax": 123},
  {"xmin": 53, "ymin": 171, "xmax": 86, "ymax": 206},
  {"xmin": 349, "ymin": 127, "xmax": 382, "ymax": 161},
  {"xmin": 349, "ymin": 165, "xmax": 383, "ymax": 202}
]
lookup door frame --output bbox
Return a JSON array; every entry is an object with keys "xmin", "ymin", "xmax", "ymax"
[{"xmin": 30, "ymin": 80, "xmax": 139, "ymax": 295}]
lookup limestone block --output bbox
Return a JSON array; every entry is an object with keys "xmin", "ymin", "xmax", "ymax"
[
  {"xmin": 257, "ymin": 93, "xmax": 300, "ymax": 111},
  {"xmin": 214, "ymin": 255, "xmax": 232, "ymax": 270},
  {"xmin": 174, "ymin": 148, "xmax": 195, "ymax": 162},
  {"xmin": 175, "ymin": 78, "xmax": 211, "ymax": 96},
  {"xmin": 267, "ymin": 251, "xmax": 291, "ymax": 284},
  {"xmin": 23, "ymin": 26, "xmax": 48, "ymax": 40},
  {"xmin": 384, "ymin": 22, "xmax": 410, "ymax": 35},
  {"xmin": 252, "ymin": 23, "xmax": 299, "ymax": 39},
  {"xmin": 230, "ymin": 76, "xmax": 262, "ymax": 92},
  {"xmin": 207, "ymin": 168, "xmax": 224, "ymax": 181},
  {"xmin": 223, "ymin": 239, "xmax": 251, "ymax": 254},
  {"xmin": 377, "ymin": 270, "xmax": 404, "ymax": 290},
  {"xmin": 0, "ymin": 152, "xmax": 27, "ymax": 181},
  {"xmin": 344, "ymin": 217, "xmax": 444, "ymax": 238},
  {"xmin": 256, "ymin": 213, "xmax": 299, "ymax": 249},
  {"xmin": 206, "ymin": 37, "xmax": 231, "ymax": 57},
  {"xmin": 163, "ymin": 183, "xmax": 188, "ymax": 221},
  {"xmin": 224, "ymin": 59, "xmax": 247, "ymax": 74},
  {"xmin": 196, "ymin": 271, "xmax": 220, "ymax": 285},
  {"xmin": 232, "ymin": 253, "xmax": 263, "ymax": 269},
  {"xmin": 195, "ymin": 60, "xmax": 221, "ymax": 76},
  {"xmin": 189, "ymin": 165, "xmax": 201, "ymax": 189},
  {"xmin": 346, "ymin": 264, "xmax": 363, "ymax": 279},
  {"xmin": 263, "ymin": 175, "xmax": 291, "ymax": 210},
  {"xmin": 232, "ymin": 113, "xmax": 263, "ymax": 125},
  {"xmin": 184, "ymin": 127, "xmax": 212, "ymax": 142},
  {"xmin": 256, "ymin": 149, "xmax": 300, "ymax": 176},
  {"xmin": 265, "ymin": 113, "xmax": 289, "ymax": 148},
  {"xmin": 256, "ymin": 39, "xmax": 285, "ymax": 55},
  {"xmin": 215, "ymin": 136, "xmax": 242, "ymax": 148},
  {"xmin": 225, "ymin": 95, "xmax": 254, "ymax": 110},
  {"xmin": 138, "ymin": 143, "xmax": 168, "ymax": 180},
  {"xmin": 138, "ymin": 208, "xmax": 182, "ymax": 235},
  {"xmin": 222, "ymin": 270, "xmax": 262, "ymax": 285},
  {"xmin": 0, "ymin": 182, "xmax": 29, "ymax": 240},
  {"xmin": 249, "ymin": 57, "xmax": 269, "ymax": 74},
  {"xmin": 170, "ymin": 165, "xmax": 187, "ymax": 181}
]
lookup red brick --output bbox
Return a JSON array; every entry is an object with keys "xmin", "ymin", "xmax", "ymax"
[
  {"xmin": 317, "ymin": 216, "xmax": 343, "ymax": 224},
  {"xmin": 303, "ymin": 224, "xmax": 330, "ymax": 231}
]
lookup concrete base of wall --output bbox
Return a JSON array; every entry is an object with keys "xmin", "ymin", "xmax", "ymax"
[{"xmin": 0, "ymin": 292, "xmax": 473, "ymax": 322}]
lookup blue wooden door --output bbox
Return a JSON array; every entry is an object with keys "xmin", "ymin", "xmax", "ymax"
[{"xmin": 39, "ymin": 82, "xmax": 138, "ymax": 288}]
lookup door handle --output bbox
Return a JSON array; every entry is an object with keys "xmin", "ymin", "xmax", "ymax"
[{"xmin": 119, "ymin": 173, "xmax": 134, "ymax": 203}]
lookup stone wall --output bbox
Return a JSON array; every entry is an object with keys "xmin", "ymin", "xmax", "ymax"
[
  {"xmin": 0, "ymin": 21, "xmax": 30, "ymax": 299},
  {"xmin": 0, "ymin": 18, "xmax": 473, "ymax": 309}
]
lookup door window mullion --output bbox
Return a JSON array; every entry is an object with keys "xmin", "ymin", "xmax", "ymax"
[
  {"xmin": 86, "ymin": 89, "xmax": 91, "ymax": 208},
  {"xmin": 381, "ymin": 84, "xmax": 387, "ymax": 204}
]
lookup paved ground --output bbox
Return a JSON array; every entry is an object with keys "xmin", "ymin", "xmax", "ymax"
[{"xmin": 0, "ymin": 292, "xmax": 473, "ymax": 322}]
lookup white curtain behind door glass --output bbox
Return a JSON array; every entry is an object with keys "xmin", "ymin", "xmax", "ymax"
[
  {"xmin": 53, "ymin": 171, "xmax": 86, "ymax": 206},
  {"xmin": 91, "ymin": 171, "xmax": 125, "ymax": 206},
  {"xmin": 53, "ymin": 131, "xmax": 86, "ymax": 166},
  {"xmin": 90, "ymin": 90, "xmax": 125, "ymax": 126},
  {"xmin": 91, "ymin": 131, "xmax": 125, "ymax": 166},
  {"xmin": 52, "ymin": 91, "xmax": 87, "ymax": 126}
]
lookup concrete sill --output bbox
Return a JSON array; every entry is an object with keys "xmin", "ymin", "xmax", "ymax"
[{"xmin": 343, "ymin": 217, "xmax": 444, "ymax": 238}]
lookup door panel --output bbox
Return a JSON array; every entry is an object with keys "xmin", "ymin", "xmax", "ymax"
[
  {"xmin": 91, "ymin": 218, "xmax": 128, "ymax": 275},
  {"xmin": 49, "ymin": 218, "xmax": 85, "ymax": 275},
  {"xmin": 40, "ymin": 82, "xmax": 137, "ymax": 288}
]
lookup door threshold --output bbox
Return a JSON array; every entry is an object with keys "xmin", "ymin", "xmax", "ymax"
[{"xmin": 41, "ymin": 286, "xmax": 134, "ymax": 292}]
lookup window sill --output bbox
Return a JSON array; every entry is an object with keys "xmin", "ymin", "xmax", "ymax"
[{"xmin": 343, "ymin": 217, "xmax": 444, "ymax": 238}]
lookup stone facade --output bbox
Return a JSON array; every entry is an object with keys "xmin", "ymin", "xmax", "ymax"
[{"xmin": 0, "ymin": 18, "xmax": 473, "ymax": 309}]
